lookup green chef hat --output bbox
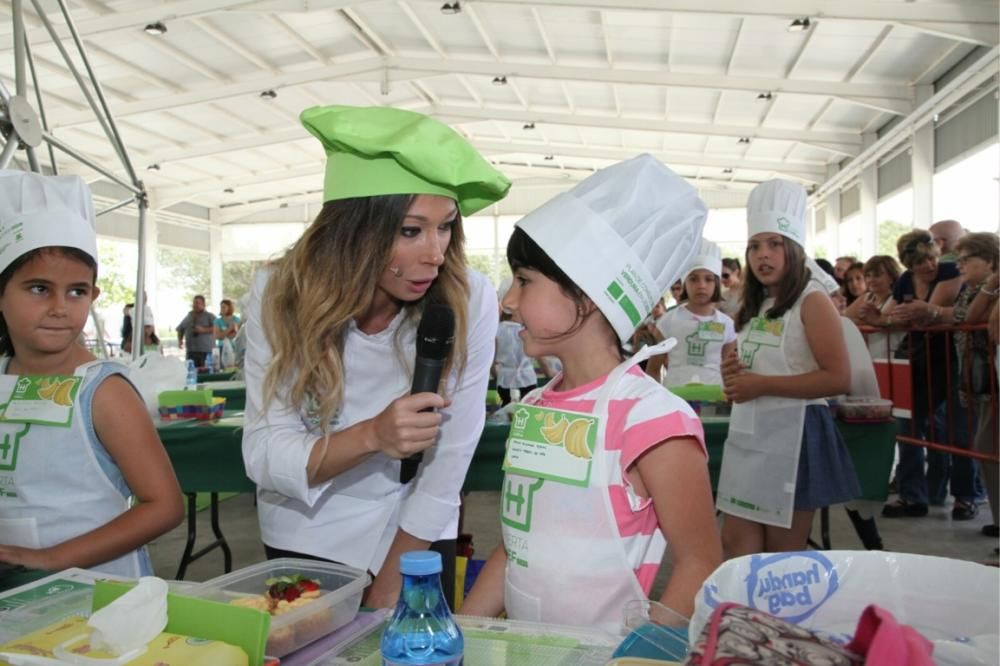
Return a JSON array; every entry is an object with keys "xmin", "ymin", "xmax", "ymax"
[{"xmin": 300, "ymin": 105, "xmax": 511, "ymax": 216}]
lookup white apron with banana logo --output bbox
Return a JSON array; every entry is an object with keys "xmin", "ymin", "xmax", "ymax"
[
  {"xmin": 500, "ymin": 340, "xmax": 675, "ymax": 631},
  {"xmin": 660, "ymin": 308, "xmax": 728, "ymax": 388},
  {"xmin": 716, "ymin": 287, "xmax": 821, "ymax": 529},
  {"xmin": 0, "ymin": 360, "xmax": 149, "ymax": 577}
]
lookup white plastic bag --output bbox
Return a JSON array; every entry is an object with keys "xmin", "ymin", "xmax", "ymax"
[
  {"xmin": 692, "ymin": 551, "xmax": 999, "ymax": 665},
  {"xmin": 127, "ymin": 354, "xmax": 186, "ymax": 420},
  {"xmin": 219, "ymin": 338, "xmax": 236, "ymax": 370}
]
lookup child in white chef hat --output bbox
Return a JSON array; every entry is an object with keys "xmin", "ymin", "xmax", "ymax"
[
  {"xmin": 0, "ymin": 170, "xmax": 182, "ymax": 578},
  {"xmin": 463, "ymin": 154, "xmax": 722, "ymax": 629}
]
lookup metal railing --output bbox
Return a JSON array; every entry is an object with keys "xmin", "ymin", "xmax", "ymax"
[{"xmin": 860, "ymin": 321, "xmax": 998, "ymax": 464}]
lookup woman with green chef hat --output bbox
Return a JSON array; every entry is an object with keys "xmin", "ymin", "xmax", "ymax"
[{"xmin": 240, "ymin": 106, "xmax": 510, "ymax": 607}]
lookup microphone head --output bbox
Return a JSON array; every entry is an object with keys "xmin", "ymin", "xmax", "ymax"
[{"xmin": 416, "ymin": 304, "xmax": 455, "ymax": 361}]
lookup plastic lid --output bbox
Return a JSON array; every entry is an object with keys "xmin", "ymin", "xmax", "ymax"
[{"xmin": 400, "ymin": 550, "xmax": 442, "ymax": 576}]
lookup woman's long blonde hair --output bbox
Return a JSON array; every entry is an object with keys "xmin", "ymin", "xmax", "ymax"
[{"xmin": 261, "ymin": 194, "xmax": 469, "ymax": 426}]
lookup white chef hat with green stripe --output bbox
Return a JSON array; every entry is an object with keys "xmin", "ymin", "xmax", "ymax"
[{"xmin": 516, "ymin": 154, "xmax": 707, "ymax": 343}]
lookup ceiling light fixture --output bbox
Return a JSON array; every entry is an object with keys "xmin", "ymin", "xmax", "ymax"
[
  {"xmin": 544, "ymin": 155, "xmax": 554, "ymax": 160},
  {"xmin": 788, "ymin": 17, "xmax": 811, "ymax": 32},
  {"xmin": 492, "ymin": 75, "xmax": 508, "ymax": 86},
  {"xmin": 146, "ymin": 164, "xmax": 161, "ymax": 171},
  {"xmin": 522, "ymin": 122, "xmax": 536, "ymax": 130},
  {"xmin": 440, "ymin": 2, "xmax": 461, "ymax": 15},
  {"xmin": 756, "ymin": 92, "xmax": 773, "ymax": 101},
  {"xmin": 259, "ymin": 89, "xmax": 277, "ymax": 100},
  {"xmin": 738, "ymin": 136, "xmax": 751, "ymax": 144},
  {"xmin": 723, "ymin": 168, "xmax": 733, "ymax": 174},
  {"xmin": 143, "ymin": 21, "xmax": 167, "ymax": 35},
  {"xmin": 223, "ymin": 188, "xmax": 235, "ymax": 194}
]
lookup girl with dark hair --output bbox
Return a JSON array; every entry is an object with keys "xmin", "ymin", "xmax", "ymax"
[
  {"xmin": 718, "ymin": 179, "xmax": 859, "ymax": 556},
  {"xmin": 463, "ymin": 155, "xmax": 721, "ymax": 627},
  {"xmin": 842, "ymin": 262, "xmax": 866, "ymax": 306}
]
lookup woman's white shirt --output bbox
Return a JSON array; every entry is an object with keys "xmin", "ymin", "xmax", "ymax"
[{"xmin": 241, "ymin": 268, "xmax": 498, "ymax": 572}]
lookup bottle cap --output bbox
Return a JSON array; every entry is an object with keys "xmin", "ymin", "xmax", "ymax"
[{"xmin": 400, "ymin": 550, "xmax": 442, "ymax": 576}]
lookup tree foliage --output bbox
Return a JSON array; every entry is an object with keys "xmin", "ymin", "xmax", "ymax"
[
  {"xmin": 157, "ymin": 247, "xmax": 210, "ymax": 301},
  {"xmin": 96, "ymin": 240, "xmax": 135, "ymax": 307},
  {"xmin": 465, "ymin": 252, "xmax": 511, "ymax": 288},
  {"xmin": 878, "ymin": 219, "xmax": 910, "ymax": 258},
  {"xmin": 223, "ymin": 260, "xmax": 265, "ymax": 305}
]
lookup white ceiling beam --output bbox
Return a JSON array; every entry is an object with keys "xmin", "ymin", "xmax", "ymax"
[
  {"xmin": 456, "ymin": 75, "xmax": 483, "ymax": 106},
  {"xmin": 598, "ymin": 10, "xmax": 613, "ymax": 67},
  {"xmin": 6, "ymin": 0, "xmax": 993, "ymax": 53},
  {"xmin": 532, "ymin": 7, "xmax": 557, "ymax": 63},
  {"xmin": 409, "ymin": 80, "xmax": 438, "ymax": 105},
  {"xmin": 560, "ymin": 82, "xmax": 575, "ymax": 113},
  {"xmin": 149, "ymin": 127, "xmax": 305, "ymax": 164},
  {"xmin": 388, "ymin": 56, "xmax": 912, "ymax": 104},
  {"xmin": 463, "ymin": 2, "xmax": 501, "ymax": 59},
  {"xmin": 143, "ymin": 32, "xmax": 230, "ymax": 82},
  {"xmin": 212, "ymin": 189, "xmax": 323, "ymax": 223},
  {"xmin": 269, "ymin": 14, "xmax": 329, "ymax": 64},
  {"xmin": 339, "ymin": 7, "xmax": 391, "ymax": 53},
  {"xmin": 434, "ymin": 104, "xmax": 861, "ymax": 152},
  {"xmin": 155, "ymin": 162, "xmax": 321, "ymax": 205},
  {"xmin": 144, "ymin": 134, "xmax": 827, "ymax": 201},
  {"xmin": 897, "ymin": 21, "xmax": 997, "ymax": 46},
  {"xmin": 463, "ymin": 0, "xmax": 998, "ymax": 25},
  {"xmin": 712, "ymin": 17, "xmax": 744, "ymax": 125},
  {"xmin": 397, "ymin": 0, "xmax": 447, "ymax": 57},
  {"xmin": 507, "ymin": 80, "xmax": 529, "ymax": 108},
  {"xmin": 495, "ymin": 160, "xmax": 762, "ymax": 192},
  {"xmin": 71, "ymin": 0, "xmax": 111, "ymax": 15},
  {"xmin": 50, "ymin": 58, "xmax": 386, "ymax": 126},
  {"xmin": 49, "ymin": 52, "xmax": 913, "ymax": 128},
  {"xmin": 0, "ymin": 0, "xmax": 370, "ymax": 51},
  {"xmin": 913, "ymin": 43, "xmax": 967, "ymax": 86},
  {"xmin": 473, "ymin": 139, "xmax": 826, "ymax": 180},
  {"xmin": 83, "ymin": 41, "xmax": 181, "ymax": 92},
  {"xmin": 192, "ymin": 17, "xmax": 278, "ymax": 73}
]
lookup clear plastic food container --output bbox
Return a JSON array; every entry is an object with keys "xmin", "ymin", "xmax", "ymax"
[
  {"xmin": 837, "ymin": 397, "xmax": 893, "ymax": 422},
  {"xmin": 193, "ymin": 558, "xmax": 369, "ymax": 658}
]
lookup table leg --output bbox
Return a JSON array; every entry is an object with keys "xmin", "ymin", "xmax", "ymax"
[
  {"xmin": 806, "ymin": 507, "xmax": 832, "ymax": 551},
  {"xmin": 174, "ymin": 492, "xmax": 234, "ymax": 580},
  {"xmin": 175, "ymin": 493, "xmax": 198, "ymax": 580}
]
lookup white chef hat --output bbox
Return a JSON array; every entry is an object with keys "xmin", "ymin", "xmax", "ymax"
[
  {"xmin": 805, "ymin": 257, "xmax": 841, "ymax": 295},
  {"xmin": 142, "ymin": 303, "xmax": 155, "ymax": 327},
  {"xmin": 747, "ymin": 179, "xmax": 807, "ymax": 247},
  {"xmin": 683, "ymin": 238, "xmax": 722, "ymax": 282},
  {"xmin": 516, "ymin": 154, "xmax": 707, "ymax": 343},
  {"xmin": 0, "ymin": 170, "xmax": 97, "ymax": 275}
]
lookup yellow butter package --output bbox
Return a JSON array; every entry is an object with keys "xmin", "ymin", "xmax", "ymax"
[{"xmin": 0, "ymin": 615, "xmax": 248, "ymax": 666}]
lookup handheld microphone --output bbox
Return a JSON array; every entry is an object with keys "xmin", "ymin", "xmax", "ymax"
[{"xmin": 399, "ymin": 303, "xmax": 455, "ymax": 484}]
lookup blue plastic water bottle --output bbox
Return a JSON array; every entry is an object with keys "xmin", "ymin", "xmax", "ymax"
[
  {"xmin": 185, "ymin": 359, "xmax": 197, "ymax": 389},
  {"xmin": 381, "ymin": 551, "xmax": 463, "ymax": 666},
  {"xmin": 205, "ymin": 351, "xmax": 216, "ymax": 373}
]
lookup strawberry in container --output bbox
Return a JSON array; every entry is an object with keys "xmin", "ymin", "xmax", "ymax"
[{"xmin": 191, "ymin": 558, "xmax": 370, "ymax": 658}]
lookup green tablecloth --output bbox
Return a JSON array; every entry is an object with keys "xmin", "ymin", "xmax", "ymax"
[
  {"xmin": 156, "ymin": 411, "xmax": 254, "ymax": 493},
  {"xmin": 470, "ymin": 418, "xmax": 896, "ymax": 501},
  {"xmin": 155, "ymin": 410, "xmax": 896, "ymax": 502},
  {"xmin": 197, "ymin": 370, "xmax": 236, "ymax": 382}
]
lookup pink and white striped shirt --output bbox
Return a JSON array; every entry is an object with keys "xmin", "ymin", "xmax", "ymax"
[{"xmin": 522, "ymin": 365, "xmax": 707, "ymax": 592}]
